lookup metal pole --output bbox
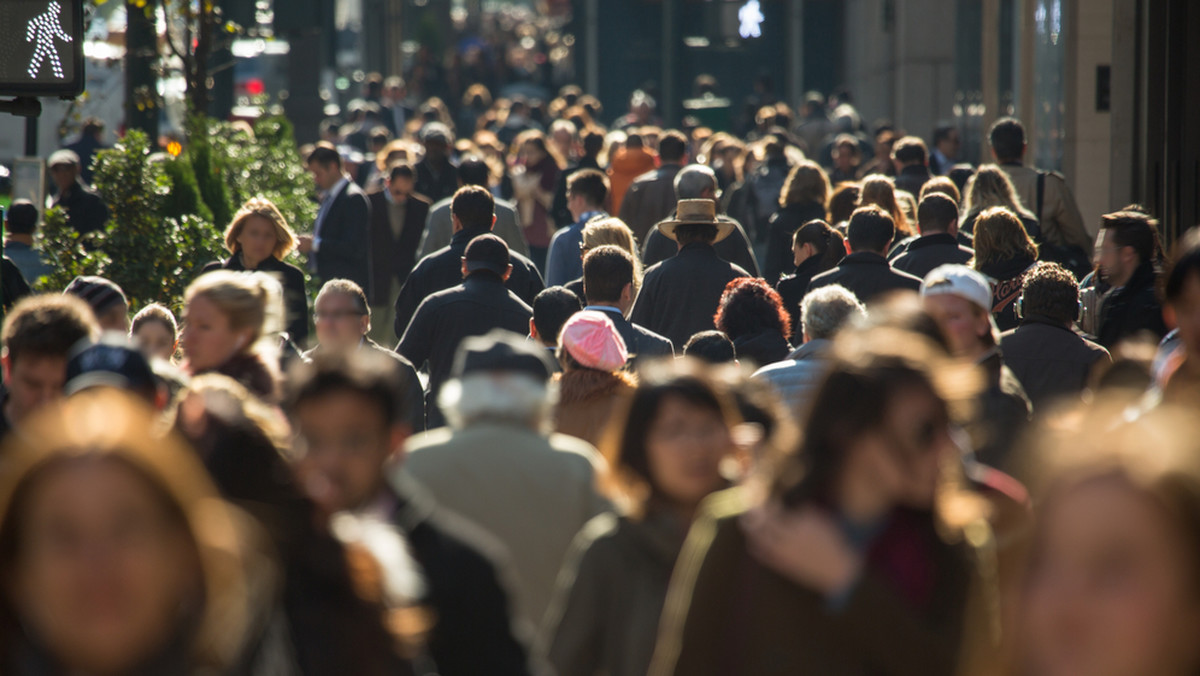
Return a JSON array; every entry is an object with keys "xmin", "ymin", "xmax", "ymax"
[
  {"xmin": 24, "ymin": 116, "xmax": 38, "ymax": 158},
  {"xmin": 586, "ymin": 0, "xmax": 599, "ymax": 97},
  {"xmin": 662, "ymin": 0, "xmax": 677, "ymax": 125},
  {"xmin": 790, "ymin": 0, "xmax": 805, "ymax": 106}
]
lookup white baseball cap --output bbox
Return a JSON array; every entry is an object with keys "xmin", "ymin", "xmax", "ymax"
[{"xmin": 920, "ymin": 264, "xmax": 994, "ymax": 313}]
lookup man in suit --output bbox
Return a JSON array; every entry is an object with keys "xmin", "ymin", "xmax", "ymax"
[
  {"xmin": 618, "ymin": 130, "xmax": 688, "ymax": 244},
  {"xmin": 394, "ymin": 186, "xmax": 544, "ymax": 340},
  {"xmin": 629, "ymin": 199, "xmax": 751, "ymax": 349},
  {"xmin": 419, "ymin": 157, "xmax": 530, "ymax": 259},
  {"xmin": 397, "ymin": 234, "xmax": 534, "ymax": 428},
  {"xmin": 807, "ymin": 206, "xmax": 922, "ymax": 303},
  {"xmin": 368, "ymin": 163, "xmax": 431, "ymax": 345},
  {"xmin": 640, "ymin": 164, "xmax": 761, "ymax": 276},
  {"xmin": 299, "ymin": 143, "xmax": 372, "ymax": 294},
  {"xmin": 582, "ymin": 245, "xmax": 674, "ymax": 365}
]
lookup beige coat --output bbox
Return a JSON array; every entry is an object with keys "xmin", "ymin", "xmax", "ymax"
[
  {"xmin": 999, "ymin": 163, "xmax": 1094, "ymax": 255},
  {"xmin": 399, "ymin": 423, "xmax": 611, "ymax": 632}
]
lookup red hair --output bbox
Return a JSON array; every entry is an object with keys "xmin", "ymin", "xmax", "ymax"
[{"xmin": 713, "ymin": 277, "xmax": 793, "ymax": 341}]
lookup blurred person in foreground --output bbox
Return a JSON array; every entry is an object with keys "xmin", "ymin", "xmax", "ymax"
[
  {"xmin": 648, "ymin": 327, "xmax": 1005, "ymax": 676},
  {"xmin": 541, "ymin": 361, "xmax": 737, "ymax": 676},
  {"xmin": 1012, "ymin": 403, "xmax": 1200, "ymax": 676},
  {"xmin": 683, "ymin": 331, "xmax": 738, "ymax": 365},
  {"xmin": 921, "ymin": 265, "xmax": 1031, "ymax": 470},
  {"xmin": 0, "ymin": 294, "xmax": 98, "ymax": 442},
  {"xmin": 201, "ymin": 198, "xmax": 310, "ymax": 347},
  {"xmin": 401, "ymin": 330, "xmax": 609, "ymax": 632},
  {"xmin": 174, "ymin": 373, "xmax": 423, "ymax": 675},
  {"xmin": 0, "ymin": 390, "xmax": 290, "ymax": 675},
  {"xmin": 288, "ymin": 349, "xmax": 530, "ymax": 676},
  {"xmin": 1158, "ymin": 228, "xmax": 1200, "ymax": 405}
]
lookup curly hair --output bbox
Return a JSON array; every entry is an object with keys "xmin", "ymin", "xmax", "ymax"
[{"xmin": 713, "ymin": 277, "xmax": 793, "ymax": 341}]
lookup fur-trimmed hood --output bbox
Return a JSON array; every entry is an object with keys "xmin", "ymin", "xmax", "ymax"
[{"xmin": 556, "ymin": 368, "xmax": 637, "ymax": 407}]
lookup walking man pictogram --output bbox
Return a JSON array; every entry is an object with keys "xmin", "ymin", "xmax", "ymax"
[{"xmin": 26, "ymin": 1, "xmax": 72, "ymax": 80}]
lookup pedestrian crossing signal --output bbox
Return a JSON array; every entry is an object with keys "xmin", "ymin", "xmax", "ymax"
[{"xmin": 0, "ymin": 0, "xmax": 84, "ymax": 97}]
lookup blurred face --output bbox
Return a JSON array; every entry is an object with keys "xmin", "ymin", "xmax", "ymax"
[
  {"xmin": 645, "ymin": 395, "xmax": 732, "ymax": 509},
  {"xmin": 881, "ymin": 387, "xmax": 952, "ymax": 509},
  {"xmin": 387, "ymin": 175, "xmax": 414, "ymax": 203},
  {"xmin": 50, "ymin": 163, "xmax": 78, "ymax": 192},
  {"xmin": 521, "ymin": 141, "xmax": 545, "ymax": 164},
  {"xmin": 833, "ymin": 144, "xmax": 857, "ymax": 171},
  {"xmin": 2, "ymin": 354, "xmax": 67, "ymax": 424},
  {"xmin": 924, "ymin": 294, "xmax": 992, "ymax": 358},
  {"xmin": 10, "ymin": 460, "xmax": 201, "ymax": 675},
  {"xmin": 180, "ymin": 295, "xmax": 252, "ymax": 373},
  {"xmin": 1098, "ymin": 229, "xmax": 1137, "ymax": 288},
  {"xmin": 97, "ymin": 303, "xmax": 130, "ymax": 334},
  {"xmin": 307, "ymin": 160, "xmax": 341, "ymax": 192},
  {"xmin": 1170, "ymin": 272, "xmax": 1200, "ymax": 361},
  {"xmin": 293, "ymin": 392, "xmax": 404, "ymax": 515},
  {"xmin": 314, "ymin": 292, "xmax": 369, "ymax": 349},
  {"xmin": 939, "ymin": 129, "xmax": 961, "ymax": 158},
  {"xmin": 1023, "ymin": 478, "xmax": 1200, "ymax": 676},
  {"xmin": 236, "ymin": 216, "xmax": 279, "ymax": 267},
  {"xmin": 132, "ymin": 321, "xmax": 176, "ymax": 362}
]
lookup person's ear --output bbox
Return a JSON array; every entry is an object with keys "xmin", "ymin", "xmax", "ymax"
[
  {"xmin": 529, "ymin": 318, "xmax": 539, "ymax": 340},
  {"xmin": 461, "ymin": 258, "xmax": 469, "ymax": 279},
  {"xmin": 621, "ymin": 282, "xmax": 633, "ymax": 305},
  {"xmin": 451, "ymin": 213, "xmax": 463, "ymax": 233},
  {"xmin": 490, "ymin": 214, "xmax": 497, "ymax": 231},
  {"xmin": 360, "ymin": 314, "xmax": 371, "ymax": 336},
  {"xmin": 502, "ymin": 264, "xmax": 513, "ymax": 282},
  {"xmin": 1, "ymin": 350, "xmax": 10, "ymax": 383}
]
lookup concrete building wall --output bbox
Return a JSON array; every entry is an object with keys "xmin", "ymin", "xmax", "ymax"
[
  {"xmin": 1067, "ymin": 0, "xmax": 1114, "ymax": 237},
  {"xmin": 841, "ymin": 0, "xmax": 956, "ymax": 139}
]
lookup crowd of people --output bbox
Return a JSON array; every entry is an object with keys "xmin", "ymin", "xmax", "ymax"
[{"xmin": 2, "ymin": 76, "xmax": 1200, "ymax": 676}]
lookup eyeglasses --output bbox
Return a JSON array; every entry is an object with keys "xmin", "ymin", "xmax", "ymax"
[{"xmin": 313, "ymin": 310, "xmax": 367, "ymax": 322}]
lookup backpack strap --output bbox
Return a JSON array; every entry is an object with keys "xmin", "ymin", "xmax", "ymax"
[{"xmin": 1036, "ymin": 170, "xmax": 1046, "ymax": 222}]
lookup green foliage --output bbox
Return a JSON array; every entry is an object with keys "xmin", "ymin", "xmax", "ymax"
[
  {"xmin": 187, "ymin": 124, "xmax": 235, "ymax": 229},
  {"xmin": 88, "ymin": 130, "xmax": 225, "ymax": 310},
  {"xmin": 203, "ymin": 114, "xmax": 318, "ymax": 234},
  {"xmin": 34, "ymin": 207, "xmax": 109, "ymax": 294},
  {"xmin": 160, "ymin": 153, "xmax": 214, "ymax": 224}
]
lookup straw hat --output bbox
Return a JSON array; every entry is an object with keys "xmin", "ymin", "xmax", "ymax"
[{"xmin": 659, "ymin": 199, "xmax": 737, "ymax": 243}]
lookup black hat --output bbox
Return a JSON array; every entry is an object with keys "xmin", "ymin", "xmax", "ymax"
[
  {"xmin": 64, "ymin": 275, "xmax": 128, "ymax": 316},
  {"xmin": 65, "ymin": 333, "xmax": 158, "ymax": 401},
  {"xmin": 452, "ymin": 329, "xmax": 553, "ymax": 383},
  {"xmin": 464, "ymin": 234, "xmax": 510, "ymax": 275}
]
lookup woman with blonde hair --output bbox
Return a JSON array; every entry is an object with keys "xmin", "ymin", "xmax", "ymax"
[
  {"xmin": 858, "ymin": 175, "xmax": 913, "ymax": 239},
  {"xmin": 181, "ymin": 270, "xmax": 284, "ymax": 402},
  {"xmin": 564, "ymin": 217, "xmax": 644, "ymax": 302},
  {"xmin": 960, "ymin": 165, "xmax": 1040, "ymax": 240},
  {"xmin": 765, "ymin": 160, "xmax": 833, "ymax": 284},
  {"xmin": 971, "ymin": 206, "xmax": 1040, "ymax": 331},
  {"xmin": 201, "ymin": 197, "xmax": 309, "ymax": 347}
]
